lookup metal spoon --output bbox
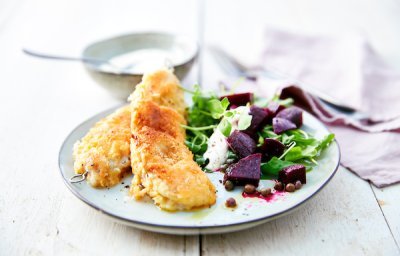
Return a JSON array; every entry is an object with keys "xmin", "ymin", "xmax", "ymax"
[
  {"xmin": 23, "ymin": 48, "xmax": 119, "ymax": 67},
  {"xmin": 23, "ymin": 48, "xmax": 176, "ymax": 75}
]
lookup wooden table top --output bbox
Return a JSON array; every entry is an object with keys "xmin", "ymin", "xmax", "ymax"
[{"xmin": 0, "ymin": 0, "xmax": 399, "ymax": 255}]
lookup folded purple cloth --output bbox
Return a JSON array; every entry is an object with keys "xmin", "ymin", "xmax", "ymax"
[{"xmin": 259, "ymin": 29, "xmax": 400, "ymax": 187}]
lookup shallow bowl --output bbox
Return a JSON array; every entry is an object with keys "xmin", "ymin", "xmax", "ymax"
[{"xmin": 82, "ymin": 32, "xmax": 198, "ymax": 99}]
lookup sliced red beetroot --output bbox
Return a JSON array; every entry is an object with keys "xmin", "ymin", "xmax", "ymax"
[
  {"xmin": 267, "ymin": 102, "xmax": 285, "ymax": 116},
  {"xmin": 278, "ymin": 164, "xmax": 306, "ymax": 184},
  {"xmin": 227, "ymin": 131, "xmax": 256, "ymax": 158},
  {"xmin": 260, "ymin": 138, "xmax": 285, "ymax": 160},
  {"xmin": 223, "ymin": 153, "xmax": 261, "ymax": 186},
  {"xmin": 244, "ymin": 105, "xmax": 270, "ymax": 136},
  {"xmin": 273, "ymin": 117, "xmax": 297, "ymax": 134},
  {"xmin": 263, "ymin": 102, "xmax": 285, "ymax": 125},
  {"xmin": 220, "ymin": 92, "xmax": 254, "ymax": 107},
  {"xmin": 276, "ymin": 106, "xmax": 303, "ymax": 128}
]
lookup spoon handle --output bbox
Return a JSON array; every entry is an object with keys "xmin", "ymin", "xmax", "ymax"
[{"xmin": 22, "ymin": 48, "xmax": 107, "ymax": 66}]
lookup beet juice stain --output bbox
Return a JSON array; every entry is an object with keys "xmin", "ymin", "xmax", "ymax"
[{"xmin": 242, "ymin": 190, "xmax": 286, "ymax": 203}]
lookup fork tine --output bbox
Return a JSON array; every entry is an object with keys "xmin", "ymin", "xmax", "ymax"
[{"xmin": 208, "ymin": 46, "xmax": 248, "ymax": 77}]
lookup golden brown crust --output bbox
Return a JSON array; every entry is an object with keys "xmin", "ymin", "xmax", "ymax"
[
  {"xmin": 130, "ymin": 127, "xmax": 216, "ymax": 211},
  {"xmin": 128, "ymin": 69, "xmax": 186, "ymax": 116},
  {"xmin": 129, "ymin": 69, "xmax": 216, "ymax": 211},
  {"xmin": 73, "ymin": 105, "xmax": 131, "ymax": 188},
  {"xmin": 131, "ymin": 100, "xmax": 186, "ymax": 142}
]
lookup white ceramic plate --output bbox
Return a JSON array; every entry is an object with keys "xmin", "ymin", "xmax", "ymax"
[{"xmin": 59, "ymin": 105, "xmax": 340, "ymax": 235}]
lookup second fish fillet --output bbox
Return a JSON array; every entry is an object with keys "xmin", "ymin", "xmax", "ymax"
[{"xmin": 129, "ymin": 69, "xmax": 216, "ymax": 211}]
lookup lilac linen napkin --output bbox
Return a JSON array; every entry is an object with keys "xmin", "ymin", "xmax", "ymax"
[{"xmin": 258, "ymin": 29, "xmax": 400, "ymax": 187}]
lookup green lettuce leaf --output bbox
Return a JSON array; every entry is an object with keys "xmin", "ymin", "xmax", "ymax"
[
  {"xmin": 261, "ymin": 157, "xmax": 295, "ymax": 178},
  {"xmin": 218, "ymin": 118, "xmax": 232, "ymax": 137}
]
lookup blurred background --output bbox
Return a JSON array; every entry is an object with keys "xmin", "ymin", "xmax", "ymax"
[
  {"xmin": 1, "ymin": 0, "xmax": 398, "ymax": 131},
  {"xmin": 4, "ymin": 0, "xmax": 400, "ymax": 92}
]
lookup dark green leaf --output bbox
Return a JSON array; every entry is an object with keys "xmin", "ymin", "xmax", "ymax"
[
  {"xmin": 261, "ymin": 157, "xmax": 295, "ymax": 178},
  {"xmin": 207, "ymin": 98, "xmax": 229, "ymax": 119},
  {"xmin": 284, "ymin": 145, "xmax": 318, "ymax": 161},
  {"xmin": 259, "ymin": 126, "xmax": 280, "ymax": 140},
  {"xmin": 220, "ymin": 97, "xmax": 230, "ymax": 110},
  {"xmin": 227, "ymin": 150, "xmax": 238, "ymax": 160},
  {"xmin": 281, "ymin": 133, "xmax": 295, "ymax": 145},
  {"xmin": 224, "ymin": 110, "xmax": 235, "ymax": 118},
  {"xmin": 218, "ymin": 118, "xmax": 232, "ymax": 137},
  {"xmin": 318, "ymin": 134, "xmax": 335, "ymax": 150},
  {"xmin": 195, "ymin": 155, "xmax": 208, "ymax": 166}
]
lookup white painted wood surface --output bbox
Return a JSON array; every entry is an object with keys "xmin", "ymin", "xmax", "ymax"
[
  {"xmin": 372, "ymin": 185, "xmax": 400, "ymax": 248},
  {"xmin": 202, "ymin": 168, "xmax": 397, "ymax": 256},
  {"xmin": 0, "ymin": 0, "xmax": 399, "ymax": 255}
]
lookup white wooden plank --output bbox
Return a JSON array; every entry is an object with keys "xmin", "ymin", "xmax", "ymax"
[
  {"xmin": 201, "ymin": 167, "xmax": 399, "ymax": 255},
  {"xmin": 372, "ymin": 184, "xmax": 400, "ymax": 249},
  {"xmin": 0, "ymin": 0, "xmax": 25, "ymax": 30},
  {"xmin": 0, "ymin": 0, "xmax": 200, "ymax": 254},
  {"xmin": 201, "ymin": 0, "xmax": 400, "ymax": 254}
]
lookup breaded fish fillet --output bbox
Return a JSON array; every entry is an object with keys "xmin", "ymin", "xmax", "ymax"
[
  {"xmin": 128, "ymin": 68, "xmax": 186, "ymax": 116},
  {"xmin": 129, "ymin": 69, "xmax": 216, "ymax": 211},
  {"xmin": 131, "ymin": 100, "xmax": 186, "ymax": 142},
  {"xmin": 73, "ymin": 105, "xmax": 131, "ymax": 188},
  {"xmin": 131, "ymin": 127, "xmax": 216, "ymax": 211}
]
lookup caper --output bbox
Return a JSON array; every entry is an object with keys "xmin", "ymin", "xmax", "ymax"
[
  {"xmin": 274, "ymin": 181, "xmax": 284, "ymax": 191},
  {"xmin": 260, "ymin": 187, "xmax": 272, "ymax": 197},
  {"xmin": 224, "ymin": 180, "xmax": 234, "ymax": 191},
  {"xmin": 286, "ymin": 183, "xmax": 295, "ymax": 192},
  {"xmin": 295, "ymin": 180, "xmax": 302, "ymax": 190},
  {"xmin": 244, "ymin": 184, "xmax": 256, "ymax": 194},
  {"xmin": 225, "ymin": 197, "xmax": 237, "ymax": 208}
]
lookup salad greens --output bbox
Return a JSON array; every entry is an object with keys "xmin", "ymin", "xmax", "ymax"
[
  {"xmin": 184, "ymin": 85, "xmax": 253, "ymax": 165},
  {"xmin": 259, "ymin": 126, "xmax": 334, "ymax": 178},
  {"xmin": 183, "ymin": 85, "xmax": 335, "ymax": 179}
]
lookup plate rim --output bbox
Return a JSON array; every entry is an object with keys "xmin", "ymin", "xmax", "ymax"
[{"xmin": 58, "ymin": 105, "xmax": 341, "ymax": 231}]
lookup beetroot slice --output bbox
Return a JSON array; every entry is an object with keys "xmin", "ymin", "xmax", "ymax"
[
  {"xmin": 267, "ymin": 102, "xmax": 285, "ymax": 116},
  {"xmin": 276, "ymin": 106, "xmax": 303, "ymax": 128},
  {"xmin": 244, "ymin": 105, "xmax": 270, "ymax": 136},
  {"xmin": 278, "ymin": 164, "xmax": 306, "ymax": 184},
  {"xmin": 220, "ymin": 93, "xmax": 254, "ymax": 107},
  {"xmin": 223, "ymin": 153, "xmax": 261, "ymax": 187},
  {"xmin": 227, "ymin": 131, "xmax": 256, "ymax": 159},
  {"xmin": 273, "ymin": 117, "xmax": 297, "ymax": 134},
  {"xmin": 261, "ymin": 107, "xmax": 274, "ymax": 125},
  {"xmin": 260, "ymin": 138, "xmax": 285, "ymax": 160}
]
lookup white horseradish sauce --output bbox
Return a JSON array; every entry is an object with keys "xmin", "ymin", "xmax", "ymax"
[{"xmin": 204, "ymin": 106, "xmax": 249, "ymax": 171}]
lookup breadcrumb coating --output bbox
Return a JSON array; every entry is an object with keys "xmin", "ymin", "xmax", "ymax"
[
  {"xmin": 129, "ymin": 69, "xmax": 216, "ymax": 211},
  {"xmin": 73, "ymin": 105, "xmax": 131, "ymax": 188}
]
